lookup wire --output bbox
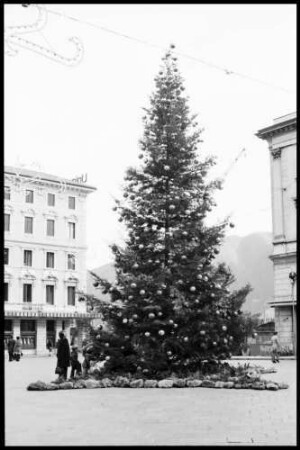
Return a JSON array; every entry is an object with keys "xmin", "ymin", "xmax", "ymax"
[{"xmin": 41, "ymin": 5, "xmax": 295, "ymax": 95}]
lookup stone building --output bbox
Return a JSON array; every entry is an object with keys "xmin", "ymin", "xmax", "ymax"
[
  {"xmin": 4, "ymin": 165, "xmax": 100, "ymax": 355},
  {"xmin": 256, "ymin": 112, "xmax": 297, "ymax": 353}
]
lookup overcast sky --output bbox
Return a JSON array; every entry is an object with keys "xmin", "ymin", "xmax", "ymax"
[{"xmin": 4, "ymin": 4, "xmax": 296, "ymax": 268}]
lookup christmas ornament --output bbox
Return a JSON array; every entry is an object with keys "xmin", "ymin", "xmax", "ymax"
[
  {"xmin": 139, "ymin": 290, "xmax": 146, "ymax": 295},
  {"xmin": 169, "ymin": 319, "xmax": 174, "ymax": 324},
  {"xmin": 164, "ymin": 165, "xmax": 170, "ymax": 171},
  {"xmin": 148, "ymin": 313, "xmax": 155, "ymax": 319},
  {"xmin": 93, "ymin": 281, "xmax": 99, "ymax": 287},
  {"xmin": 158, "ymin": 312, "xmax": 163, "ymax": 317},
  {"xmin": 128, "ymin": 295, "xmax": 134, "ymax": 300},
  {"xmin": 145, "ymin": 332, "xmax": 150, "ymax": 337},
  {"xmin": 190, "ymin": 286, "xmax": 196, "ymax": 292},
  {"xmin": 200, "ymin": 330, "xmax": 206, "ymax": 335},
  {"xmin": 222, "ymin": 325, "xmax": 227, "ymax": 331},
  {"xmin": 183, "ymin": 337, "xmax": 189, "ymax": 342},
  {"xmin": 138, "ymin": 244, "xmax": 144, "ymax": 249},
  {"xmin": 122, "ymin": 319, "xmax": 128, "ymax": 324},
  {"xmin": 133, "ymin": 314, "xmax": 138, "ymax": 319},
  {"xmin": 130, "ymin": 283, "xmax": 137, "ymax": 288},
  {"xmin": 229, "ymin": 222, "xmax": 235, "ymax": 228},
  {"xmin": 133, "ymin": 263, "xmax": 139, "ymax": 269},
  {"xmin": 158, "ymin": 330, "xmax": 165, "ymax": 336},
  {"xmin": 156, "ymin": 290, "xmax": 163, "ymax": 295},
  {"xmin": 213, "ymin": 341, "xmax": 217, "ymax": 346}
]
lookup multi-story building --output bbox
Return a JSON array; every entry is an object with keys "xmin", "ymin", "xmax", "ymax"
[
  {"xmin": 4, "ymin": 165, "xmax": 99, "ymax": 355},
  {"xmin": 256, "ymin": 112, "xmax": 297, "ymax": 353}
]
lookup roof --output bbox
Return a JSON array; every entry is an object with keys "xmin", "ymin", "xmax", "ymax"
[
  {"xmin": 256, "ymin": 112, "xmax": 297, "ymax": 140},
  {"xmin": 5, "ymin": 165, "xmax": 97, "ymax": 192}
]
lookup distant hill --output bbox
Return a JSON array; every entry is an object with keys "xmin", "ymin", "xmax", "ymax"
[{"xmin": 87, "ymin": 232, "xmax": 273, "ymax": 315}]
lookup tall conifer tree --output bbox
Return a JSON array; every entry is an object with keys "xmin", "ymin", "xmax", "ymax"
[{"xmin": 90, "ymin": 45, "xmax": 251, "ymax": 378}]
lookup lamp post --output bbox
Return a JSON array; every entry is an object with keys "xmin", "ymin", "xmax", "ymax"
[{"xmin": 289, "ymin": 271, "xmax": 297, "ymax": 356}]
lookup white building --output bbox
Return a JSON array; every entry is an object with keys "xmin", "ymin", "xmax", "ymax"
[
  {"xmin": 256, "ymin": 112, "xmax": 297, "ymax": 353},
  {"xmin": 4, "ymin": 166, "xmax": 99, "ymax": 355}
]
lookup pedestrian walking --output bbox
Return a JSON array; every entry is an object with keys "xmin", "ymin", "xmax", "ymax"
[
  {"xmin": 7, "ymin": 336, "xmax": 16, "ymax": 362},
  {"xmin": 70, "ymin": 345, "xmax": 82, "ymax": 378},
  {"xmin": 56, "ymin": 331, "xmax": 70, "ymax": 380},
  {"xmin": 13, "ymin": 337, "xmax": 22, "ymax": 362},
  {"xmin": 271, "ymin": 331, "xmax": 280, "ymax": 363},
  {"xmin": 46, "ymin": 339, "xmax": 53, "ymax": 356}
]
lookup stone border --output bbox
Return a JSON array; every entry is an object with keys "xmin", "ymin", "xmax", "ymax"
[{"xmin": 27, "ymin": 376, "xmax": 288, "ymax": 391}]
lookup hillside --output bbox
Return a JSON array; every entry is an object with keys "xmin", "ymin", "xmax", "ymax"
[{"xmin": 87, "ymin": 232, "xmax": 273, "ymax": 315}]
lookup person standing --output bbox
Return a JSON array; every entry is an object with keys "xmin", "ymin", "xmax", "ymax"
[
  {"xmin": 13, "ymin": 337, "xmax": 22, "ymax": 362},
  {"xmin": 7, "ymin": 336, "xmax": 16, "ymax": 362},
  {"xmin": 56, "ymin": 331, "xmax": 70, "ymax": 380},
  {"xmin": 271, "ymin": 331, "xmax": 280, "ymax": 363},
  {"xmin": 46, "ymin": 339, "xmax": 53, "ymax": 356},
  {"xmin": 70, "ymin": 345, "xmax": 82, "ymax": 378}
]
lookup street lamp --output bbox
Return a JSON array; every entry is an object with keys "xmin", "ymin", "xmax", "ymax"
[{"xmin": 289, "ymin": 271, "xmax": 297, "ymax": 356}]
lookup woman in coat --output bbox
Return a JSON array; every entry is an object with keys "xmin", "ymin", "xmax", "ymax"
[{"xmin": 56, "ymin": 331, "xmax": 70, "ymax": 379}]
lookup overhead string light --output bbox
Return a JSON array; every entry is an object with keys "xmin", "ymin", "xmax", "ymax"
[
  {"xmin": 39, "ymin": 5, "xmax": 294, "ymax": 95},
  {"xmin": 5, "ymin": 4, "xmax": 84, "ymax": 67}
]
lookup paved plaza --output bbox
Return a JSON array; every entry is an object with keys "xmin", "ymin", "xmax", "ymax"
[{"xmin": 5, "ymin": 356, "xmax": 296, "ymax": 446}]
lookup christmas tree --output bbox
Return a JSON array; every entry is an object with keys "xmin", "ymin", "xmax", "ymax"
[{"xmin": 89, "ymin": 45, "xmax": 251, "ymax": 379}]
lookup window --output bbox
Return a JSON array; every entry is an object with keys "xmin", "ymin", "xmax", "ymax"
[
  {"xmin": 24, "ymin": 250, "xmax": 33, "ymax": 267},
  {"xmin": 20, "ymin": 320, "xmax": 36, "ymax": 332},
  {"xmin": 25, "ymin": 190, "xmax": 34, "ymax": 203},
  {"xmin": 4, "ymin": 283, "xmax": 9, "ymax": 302},
  {"xmin": 23, "ymin": 284, "xmax": 32, "ymax": 303},
  {"xmin": 68, "ymin": 196, "xmax": 75, "ymax": 209},
  {"xmin": 68, "ymin": 222, "xmax": 76, "ymax": 239},
  {"xmin": 5, "ymin": 214, "xmax": 10, "ymax": 232},
  {"xmin": 67, "ymin": 286, "xmax": 76, "ymax": 306},
  {"xmin": 46, "ymin": 252, "xmax": 55, "ymax": 268},
  {"xmin": 47, "ymin": 219, "xmax": 55, "ymax": 236},
  {"xmin": 4, "ymin": 186, "xmax": 11, "ymax": 200},
  {"xmin": 24, "ymin": 217, "xmax": 33, "ymax": 234},
  {"xmin": 67, "ymin": 254, "xmax": 76, "ymax": 270},
  {"xmin": 48, "ymin": 193, "xmax": 55, "ymax": 207},
  {"xmin": 46, "ymin": 285, "xmax": 54, "ymax": 305},
  {"xmin": 4, "ymin": 248, "xmax": 9, "ymax": 265}
]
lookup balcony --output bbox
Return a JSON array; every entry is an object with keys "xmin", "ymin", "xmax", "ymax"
[{"xmin": 4, "ymin": 302, "xmax": 101, "ymax": 319}]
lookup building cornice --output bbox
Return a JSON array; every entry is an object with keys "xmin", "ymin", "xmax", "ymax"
[
  {"xmin": 5, "ymin": 166, "xmax": 97, "ymax": 193},
  {"xmin": 256, "ymin": 116, "xmax": 297, "ymax": 141},
  {"xmin": 269, "ymin": 251, "xmax": 296, "ymax": 261}
]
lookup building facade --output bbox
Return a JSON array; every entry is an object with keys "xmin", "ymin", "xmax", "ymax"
[
  {"xmin": 4, "ymin": 166, "xmax": 99, "ymax": 355},
  {"xmin": 256, "ymin": 112, "xmax": 297, "ymax": 353}
]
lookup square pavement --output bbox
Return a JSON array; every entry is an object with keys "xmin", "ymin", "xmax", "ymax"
[{"xmin": 4, "ymin": 356, "xmax": 297, "ymax": 446}]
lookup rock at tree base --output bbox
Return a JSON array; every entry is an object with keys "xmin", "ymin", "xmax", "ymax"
[
  {"xmin": 158, "ymin": 379, "xmax": 174, "ymax": 388},
  {"xmin": 214, "ymin": 381, "xmax": 225, "ymax": 388},
  {"xmin": 58, "ymin": 381, "xmax": 74, "ymax": 390},
  {"xmin": 85, "ymin": 379, "xmax": 102, "ymax": 389},
  {"xmin": 201, "ymin": 380, "xmax": 216, "ymax": 388},
  {"xmin": 266, "ymin": 383, "xmax": 279, "ymax": 391},
  {"xmin": 45, "ymin": 383, "xmax": 60, "ymax": 390},
  {"xmin": 223, "ymin": 381, "xmax": 234, "ymax": 388},
  {"xmin": 100, "ymin": 378, "xmax": 112, "ymax": 387},
  {"xmin": 27, "ymin": 381, "xmax": 48, "ymax": 391},
  {"xmin": 277, "ymin": 382, "xmax": 289, "ymax": 389},
  {"xmin": 173, "ymin": 378, "xmax": 186, "ymax": 387},
  {"xmin": 144, "ymin": 380, "xmax": 158, "ymax": 388},
  {"xmin": 113, "ymin": 376, "xmax": 130, "ymax": 387},
  {"xmin": 252, "ymin": 382, "xmax": 265, "ymax": 390},
  {"xmin": 130, "ymin": 379, "xmax": 144, "ymax": 388},
  {"xmin": 73, "ymin": 379, "xmax": 86, "ymax": 389},
  {"xmin": 186, "ymin": 379, "xmax": 202, "ymax": 387}
]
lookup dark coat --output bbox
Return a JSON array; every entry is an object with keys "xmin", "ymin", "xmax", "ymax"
[
  {"xmin": 7, "ymin": 339, "xmax": 16, "ymax": 353},
  {"xmin": 56, "ymin": 337, "xmax": 70, "ymax": 368}
]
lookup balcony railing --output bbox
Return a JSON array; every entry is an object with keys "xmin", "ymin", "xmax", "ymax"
[{"xmin": 4, "ymin": 302, "xmax": 101, "ymax": 318}]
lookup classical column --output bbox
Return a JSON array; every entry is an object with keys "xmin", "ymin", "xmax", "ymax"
[{"xmin": 270, "ymin": 147, "xmax": 285, "ymax": 241}]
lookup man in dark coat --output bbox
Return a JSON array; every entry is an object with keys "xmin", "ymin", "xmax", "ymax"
[
  {"xmin": 7, "ymin": 336, "xmax": 16, "ymax": 362},
  {"xmin": 56, "ymin": 331, "xmax": 70, "ymax": 380}
]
